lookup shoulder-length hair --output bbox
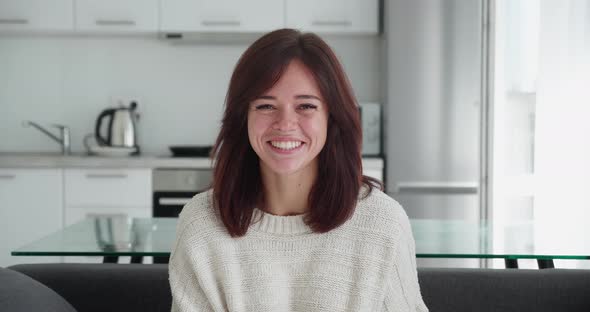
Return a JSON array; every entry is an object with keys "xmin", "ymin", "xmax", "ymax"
[{"xmin": 212, "ymin": 28, "xmax": 382, "ymax": 237}]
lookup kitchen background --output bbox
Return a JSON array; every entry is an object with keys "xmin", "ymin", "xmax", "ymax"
[
  {"xmin": 0, "ymin": 0, "xmax": 388, "ymax": 268},
  {"xmin": 0, "ymin": 35, "xmax": 381, "ymax": 154},
  {"xmin": 1, "ymin": 0, "xmax": 589, "ymax": 269}
]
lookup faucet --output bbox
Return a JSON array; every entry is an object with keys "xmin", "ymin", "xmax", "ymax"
[{"xmin": 22, "ymin": 121, "xmax": 71, "ymax": 155}]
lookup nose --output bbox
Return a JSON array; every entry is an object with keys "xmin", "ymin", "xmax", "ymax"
[{"xmin": 273, "ymin": 108, "xmax": 297, "ymax": 131}]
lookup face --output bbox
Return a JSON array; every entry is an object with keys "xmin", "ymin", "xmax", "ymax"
[{"xmin": 247, "ymin": 60, "xmax": 329, "ymax": 177}]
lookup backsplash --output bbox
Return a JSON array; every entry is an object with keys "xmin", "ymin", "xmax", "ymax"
[{"xmin": 0, "ymin": 35, "xmax": 382, "ymax": 156}]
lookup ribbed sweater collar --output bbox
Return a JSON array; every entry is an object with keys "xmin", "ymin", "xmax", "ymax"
[{"xmin": 250, "ymin": 208, "xmax": 312, "ymax": 235}]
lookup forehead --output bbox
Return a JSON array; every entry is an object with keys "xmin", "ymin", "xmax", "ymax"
[{"xmin": 263, "ymin": 60, "xmax": 322, "ymax": 97}]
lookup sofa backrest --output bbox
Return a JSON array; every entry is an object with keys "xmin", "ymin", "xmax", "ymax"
[
  {"xmin": 7, "ymin": 264, "xmax": 590, "ymax": 312},
  {"xmin": 9, "ymin": 263, "xmax": 170, "ymax": 312},
  {"xmin": 0, "ymin": 266, "xmax": 77, "ymax": 312},
  {"xmin": 418, "ymin": 268, "xmax": 590, "ymax": 312}
]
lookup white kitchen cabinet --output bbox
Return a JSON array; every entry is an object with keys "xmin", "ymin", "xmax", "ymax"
[
  {"xmin": 63, "ymin": 205, "xmax": 150, "ymax": 264},
  {"xmin": 160, "ymin": 0, "xmax": 284, "ymax": 33},
  {"xmin": 64, "ymin": 168, "xmax": 151, "ymax": 225},
  {"xmin": 0, "ymin": 0, "xmax": 74, "ymax": 32},
  {"xmin": 63, "ymin": 168, "xmax": 151, "ymax": 263},
  {"xmin": 64, "ymin": 206, "xmax": 150, "ymax": 226},
  {"xmin": 285, "ymin": 0, "xmax": 379, "ymax": 34},
  {"xmin": 63, "ymin": 168, "xmax": 151, "ymax": 224},
  {"xmin": 75, "ymin": 0, "xmax": 158, "ymax": 33},
  {"xmin": 64, "ymin": 168, "xmax": 152, "ymax": 209},
  {"xmin": 0, "ymin": 169, "xmax": 63, "ymax": 267}
]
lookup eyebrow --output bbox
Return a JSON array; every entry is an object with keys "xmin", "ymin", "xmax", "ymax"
[{"xmin": 254, "ymin": 94, "xmax": 322, "ymax": 101}]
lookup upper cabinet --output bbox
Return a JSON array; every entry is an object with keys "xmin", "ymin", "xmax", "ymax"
[
  {"xmin": 0, "ymin": 0, "xmax": 379, "ymax": 35},
  {"xmin": 0, "ymin": 0, "xmax": 74, "ymax": 32},
  {"xmin": 160, "ymin": 0, "xmax": 284, "ymax": 33},
  {"xmin": 286, "ymin": 0, "xmax": 379, "ymax": 34},
  {"xmin": 75, "ymin": 0, "xmax": 158, "ymax": 33}
]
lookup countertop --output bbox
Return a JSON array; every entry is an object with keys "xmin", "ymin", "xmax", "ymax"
[{"xmin": 0, "ymin": 152, "xmax": 384, "ymax": 170}]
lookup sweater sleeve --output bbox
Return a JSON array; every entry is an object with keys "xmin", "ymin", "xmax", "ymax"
[
  {"xmin": 169, "ymin": 223, "xmax": 215, "ymax": 312},
  {"xmin": 383, "ymin": 216, "xmax": 429, "ymax": 312}
]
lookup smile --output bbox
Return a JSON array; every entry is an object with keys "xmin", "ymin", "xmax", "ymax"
[{"xmin": 268, "ymin": 141, "xmax": 303, "ymax": 150}]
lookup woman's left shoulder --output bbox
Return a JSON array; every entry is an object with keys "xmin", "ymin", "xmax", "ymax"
[{"xmin": 353, "ymin": 187, "xmax": 412, "ymax": 232}]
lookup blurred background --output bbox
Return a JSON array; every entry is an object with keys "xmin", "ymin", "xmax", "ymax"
[{"xmin": 1, "ymin": 0, "xmax": 589, "ymax": 269}]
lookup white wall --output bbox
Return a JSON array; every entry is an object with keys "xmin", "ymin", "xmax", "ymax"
[{"xmin": 0, "ymin": 34, "xmax": 382, "ymax": 155}]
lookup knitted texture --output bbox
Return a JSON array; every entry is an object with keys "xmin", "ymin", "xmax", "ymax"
[{"xmin": 169, "ymin": 188, "xmax": 428, "ymax": 312}]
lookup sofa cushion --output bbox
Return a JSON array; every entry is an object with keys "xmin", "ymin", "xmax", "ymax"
[
  {"xmin": 0, "ymin": 266, "xmax": 77, "ymax": 312},
  {"xmin": 8, "ymin": 263, "xmax": 171, "ymax": 312},
  {"xmin": 418, "ymin": 268, "xmax": 590, "ymax": 312},
  {"xmin": 6, "ymin": 264, "xmax": 590, "ymax": 312}
]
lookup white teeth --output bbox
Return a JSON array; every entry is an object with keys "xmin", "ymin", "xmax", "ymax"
[{"xmin": 270, "ymin": 141, "xmax": 302, "ymax": 150}]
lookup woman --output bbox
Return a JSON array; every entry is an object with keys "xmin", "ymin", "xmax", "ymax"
[{"xmin": 169, "ymin": 28, "xmax": 428, "ymax": 312}]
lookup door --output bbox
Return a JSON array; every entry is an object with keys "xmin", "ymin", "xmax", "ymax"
[
  {"xmin": 285, "ymin": 0, "xmax": 378, "ymax": 34},
  {"xmin": 75, "ymin": 0, "xmax": 159, "ymax": 33},
  {"xmin": 0, "ymin": 169, "xmax": 63, "ymax": 266},
  {"xmin": 160, "ymin": 0, "xmax": 284, "ymax": 33},
  {"xmin": 0, "ymin": 0, "xmax": 73, "ymax": 32}
]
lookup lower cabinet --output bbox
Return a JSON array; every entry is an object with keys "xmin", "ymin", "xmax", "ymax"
[
  {"xmin": 62, "ymin": 168, "xmax": 152, "ymax": 263},
  {"xmin": 0, "ymin": 169, "xmax": 63, "ymax": 267},
  {"xmin": 1, "ymin": 163, "xmax": 382, "ymax": 265},
  {"xmin": 62, "ymin": 206, "xmax": 151, "ymax": 263}
]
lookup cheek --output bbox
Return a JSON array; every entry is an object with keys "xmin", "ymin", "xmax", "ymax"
[
  {"xmin": 302, "ymin": 115, "xmax": 328, "ymax": 142},
  {"xmin": 247, "ymin": 113, "xmax": 257, "ymax": 147},
  {"xmin": 247, "ymin": 114, "xmax": 269, "ymax": 143}
]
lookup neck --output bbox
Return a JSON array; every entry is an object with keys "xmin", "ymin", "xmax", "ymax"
[{"xmin": 260, "ymin": 162, "xmax": 317, "ymax": 216}]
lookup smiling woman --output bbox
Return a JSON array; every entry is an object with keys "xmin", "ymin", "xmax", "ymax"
[
  {"xmin": 212, "ymin": 28, "xmax": 378, "ymax": 235},
  {"xmin": 246, "ymin": 60, "xmax": 329, "ymax": 216},
  {"xmin": 169, "ymin": 28, "xmax": 428, "ymax": 312}
]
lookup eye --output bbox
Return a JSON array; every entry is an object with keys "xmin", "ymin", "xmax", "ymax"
[
  {"xmin": 254, "ymin": 104, "xmax": 274, "ymax": 110},
  {"xmin": 298, "ymin": 103, "xmax": 318, "ymax": 110}
]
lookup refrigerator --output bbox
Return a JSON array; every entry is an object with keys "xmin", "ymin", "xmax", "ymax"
[{"xmin": 384, "ymin": 0, "xmax": 488, "ymax": 267}]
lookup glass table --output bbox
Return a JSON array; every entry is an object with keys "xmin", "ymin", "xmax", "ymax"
[
  {"xmin": 12, "ymin": 217, "xmax": 177, "ymax": 264},
  {"xmin": 411, "ymin": 219, "xmax": 590, "ymax": 269},
  {"xmin": 12, "ymin": 216, "xmax": 590, "ymax": 268}
]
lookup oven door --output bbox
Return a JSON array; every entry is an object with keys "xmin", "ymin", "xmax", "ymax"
[
  {"xmin": 152, "ymin": 190, "xmax": 201, "ymax": 263},
  {"xmin": 153, "ymin": 191, "xmax": 199, "ymax": 218}
]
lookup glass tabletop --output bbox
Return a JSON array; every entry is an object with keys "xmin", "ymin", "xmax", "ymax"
[
  {"xmin": 411, "ymin": 219, "xmax": 590, "ymax": 260},
  {"xmin": 12, "ymin": 217, "xmax": 177, "ymax": 257},
  {"xmin": 11, "ymin": 216, "xmax": 590, "ymax": 260}
]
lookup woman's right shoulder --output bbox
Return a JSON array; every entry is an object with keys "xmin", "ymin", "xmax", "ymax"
[{"xmin": 175, "ymin": 189, "xmax": 224, "ymax": 236}]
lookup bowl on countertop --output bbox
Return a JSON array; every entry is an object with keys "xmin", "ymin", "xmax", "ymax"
[{"xmin": 168, "ymin": 145, "xmax": 213, "ymax": 157}]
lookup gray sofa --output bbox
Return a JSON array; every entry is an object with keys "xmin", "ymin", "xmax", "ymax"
[{"xmin": 2, "ymin": 263, "xmax": 590, "ymax": 312}]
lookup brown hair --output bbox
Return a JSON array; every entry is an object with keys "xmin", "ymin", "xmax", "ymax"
[{"xmin": 212, "ymin": 28, "xmax": 382, "ymax": 237}]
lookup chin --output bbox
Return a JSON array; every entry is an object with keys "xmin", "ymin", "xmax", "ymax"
[
  {"xmin": 268, "ymin": 166, "xmax": 302, "ymax": 176},
  {"xmin": 264, "ymin": 160, "xmax": 307, "ymax": 176}
]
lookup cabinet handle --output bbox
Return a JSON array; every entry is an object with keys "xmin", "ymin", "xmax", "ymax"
[
  {"xmin": 0, "ymin": 174, "xmax": 16, "ymax": 180},
  {"xmin": 87, "ymin": 213, "xmax": 127, "ymax": 218},
  {"xmin": 311, "ymin": 20, "xmax": 352, "ymax": 27},
  {"xmin": 85, "ymin": 173, "xmax": 128, "ymax": 179},
  {"xmin": 201, "ymin": 20, "xmax": 241, "ymax": 27},
  {"xmin": 159, "ymin": 198, "xmax": 191, "ymax": 206},
  {"xmin": 0, "ymin": 18, "xmax": 29, "ymax": 25},
  {"xmin": 95, "ymin": 19, "xmax": 136, "ymax": 26},
  {"xmin": 392, "ymin": 182, "xmax": 479, "ymax": 194}
]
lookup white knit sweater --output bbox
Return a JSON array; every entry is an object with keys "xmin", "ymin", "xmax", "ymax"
[{"xmin": 169, "ymin": 188, "xmax": 428, "ymax": 312}]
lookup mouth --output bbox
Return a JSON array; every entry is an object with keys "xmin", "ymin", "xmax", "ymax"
[{"xmin": 267, "ymin": 140, "xmax": 305, "ymax": 153}]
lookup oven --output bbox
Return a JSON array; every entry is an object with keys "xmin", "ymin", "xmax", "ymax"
[
  {"xmin": 152, "ymin": 168, "xmax": 213, "ymax": 218},
  {"xmin": 152, "ymin": 168, "xmax": 212, "ymax": 263}
]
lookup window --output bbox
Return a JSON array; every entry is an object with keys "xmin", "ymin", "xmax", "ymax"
[{"xmin": 492, "ymin": 0, "xmax": 590, "ymax": 269}]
